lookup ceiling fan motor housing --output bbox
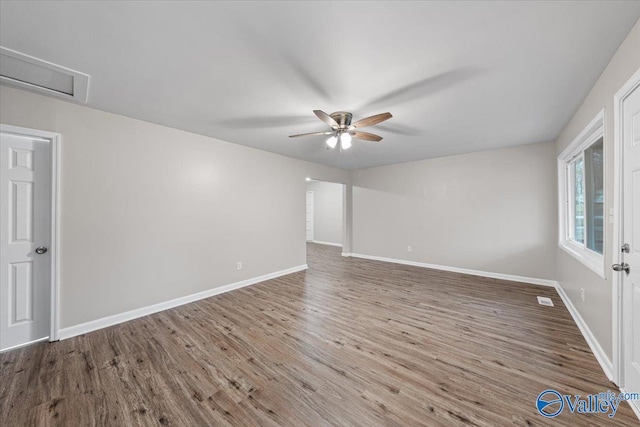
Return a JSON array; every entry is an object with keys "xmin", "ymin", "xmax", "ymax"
[{"xmin": 330, "ymin": 112, "xmax": 353, "ymax": 128}]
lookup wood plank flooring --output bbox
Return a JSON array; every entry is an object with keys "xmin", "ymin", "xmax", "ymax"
[{"xmin": 1, "ymin": 243, "xmax": 637, "ymax": 426}]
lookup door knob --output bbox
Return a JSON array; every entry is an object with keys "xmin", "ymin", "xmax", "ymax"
[
  {"xmin": 35, "ymin": 246, "xmax": 48, "ymax": 255},
  {"xmin": 612, "ymin": 263, "xmax": 630, "ymax": 274}
]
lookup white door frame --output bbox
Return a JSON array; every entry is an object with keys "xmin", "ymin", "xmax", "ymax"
[
  {"xmin": 0, "ymin": 124, "xmax": 61, "ymax": 343},
  {"xmin": 306, "ymin": 190, "xmax": 314, "ymax": 241},
  {"xmin": 612, "ymin": 67, "xmax": 640, "ymax": 386}
]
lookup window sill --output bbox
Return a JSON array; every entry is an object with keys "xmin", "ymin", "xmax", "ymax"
[{"xmin": 559, "ymin": 240, "xmax": 605, "ymax": 279}]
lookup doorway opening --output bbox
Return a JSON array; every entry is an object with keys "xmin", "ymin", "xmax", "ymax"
[{"xmin": 305, "ymin": 179, "xmax": 345, "ymax": 262}]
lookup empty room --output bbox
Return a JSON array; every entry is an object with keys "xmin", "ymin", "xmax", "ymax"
[{"xmin": 1, "ymin": 1, "xmax": 640, "ymax": 425}]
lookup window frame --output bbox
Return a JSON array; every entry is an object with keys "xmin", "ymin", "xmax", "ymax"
[{"xmin": 557, "ymin": 109, "xmax": 605, "ymax": 278}]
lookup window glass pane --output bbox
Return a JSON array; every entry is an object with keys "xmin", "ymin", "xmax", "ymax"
[
  {"xmin": 585, "ymin": 138, "xmax": 604, "ymax": 254},
  {"xmin": 573, "ymin": 157, "xmax": 585, "ymax": 244}
]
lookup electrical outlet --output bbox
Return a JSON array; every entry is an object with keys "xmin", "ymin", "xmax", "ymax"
[
  {"xmin": 407, "ymin": 246, "xmax": 412, "ymax": 253},
  {"xmin": 237, "ymin": 262, "xmax": 242, "ymax": 270},
  {"xmin": 581, "ymin": 288, "xmax": 585, "ymax": 302}
]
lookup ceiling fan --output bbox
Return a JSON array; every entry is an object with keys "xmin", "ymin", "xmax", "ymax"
[{"xmin": 289, "ymin": 110, "xmax": 392, "ymax": 150}]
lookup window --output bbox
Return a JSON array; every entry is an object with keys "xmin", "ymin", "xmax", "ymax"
[
  {"xmin": 585, "ymin": 139, "xmax": 604, "ymax": 253},
  {"xmin": 558, "ymin": 110, "xmax": 605, "ymax": 277}
]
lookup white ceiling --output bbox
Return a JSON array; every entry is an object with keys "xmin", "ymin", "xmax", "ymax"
[{"xmin": 1, "ymin": 1, "xmax": 639, "ymax": 169}]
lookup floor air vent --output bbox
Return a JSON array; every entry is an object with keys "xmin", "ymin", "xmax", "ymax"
[
  {"xmin": 0, "ymin": 46, "xmax": 89, "ymax": 102},
  {"xmin": 537, "ymin": 296, "xmax": 554, "ymax": 307}
]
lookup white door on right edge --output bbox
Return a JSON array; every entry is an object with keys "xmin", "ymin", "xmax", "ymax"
[{"xmin": 621, "ymin": 81, "xmax": 640, "ymax": 401}]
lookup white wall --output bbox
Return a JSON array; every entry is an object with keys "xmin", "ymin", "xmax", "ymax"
[
  {"xmin": 306, "ymin": 181, "xmax": 343, "ymax": 246},
  {"xmin": 351, "ymin": 141, "xmax": 557, "ymax": 280},
  {"xmin": 0, "ymin": 85, "xmax": 348, "ymax": 329},
  {"xmin": 554, "ymin": 19, "xmax": 640, "ymax": 360}
]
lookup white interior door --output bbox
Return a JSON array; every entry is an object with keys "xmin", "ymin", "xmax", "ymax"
[
  {"xmin": 621, "ymin": 82, "xmax": 640, "ymax": 402},
  {"xmin": 0, "ymin": 132, "xmax": 51, "ymax": 351},
  {"xmin": 306, "ymin": 191, "xmax": 314, "ymax": 241}
]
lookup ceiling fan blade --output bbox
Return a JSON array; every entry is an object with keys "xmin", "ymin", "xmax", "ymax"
[
  {"xmin": 289, "ymin": 131, "xmax": 334, "ymax": 138},
  {"xmin": 313, "ymin": 110, "xmax": 339, "ymax": 129},
  {"xmin": 349, "ymin": 112, "xmax": 393, "ymax": 129},
  {"xmin": 350, "ymin": 131, "xmax": 383, "ymax": 142}
]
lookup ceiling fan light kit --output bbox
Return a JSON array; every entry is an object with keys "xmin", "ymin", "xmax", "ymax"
[
  {"xmin": 326, "ymin": 135, "xmax": 338, "ymax": 149},
  {"xmin": 289, "ymin": 110, "xmax": 392, "ymax": 151},
  {"xmin": 339, "ymin": 132, "xmax": 352, "ymax": 150}
]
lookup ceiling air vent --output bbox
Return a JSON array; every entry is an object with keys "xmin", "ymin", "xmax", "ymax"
[{"xmin": 0, "ymin": 46, "xmax": 89, "ymax": 103}]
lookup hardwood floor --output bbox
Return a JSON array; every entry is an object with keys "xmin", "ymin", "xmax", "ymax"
[{"xmin": 1, "ymin": 243, "xmax": 637, "ymax": 426}]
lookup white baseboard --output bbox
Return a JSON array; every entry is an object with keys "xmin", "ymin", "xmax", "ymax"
[
  {"xmin": 348, "ymin": 253, "xmax": 558, "ymax": 287},
  {"xmin": 341, "ymin": 252, "xmax": 351, "ymax": 257},
  {"xmin": 309, "ymin": 240, "xmax": 342, "ymax": 247},
  {"xmin": 554, "ymin": 284, "xmax": 614, "ymax": 381},
  {"xmin": 58, "ymin": 264, "xmax": 308, "ymax": 340}
]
